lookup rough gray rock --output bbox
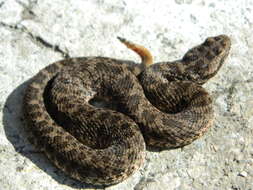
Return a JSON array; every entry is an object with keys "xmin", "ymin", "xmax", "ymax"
[{"xmin": 0, "ymin": 0, "xmax": 252, "ymax": 190}]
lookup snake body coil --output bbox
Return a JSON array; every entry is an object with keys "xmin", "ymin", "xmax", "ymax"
[{"xmin": 23, "ymin": 35, "xmax": 231, "ymax": 185}]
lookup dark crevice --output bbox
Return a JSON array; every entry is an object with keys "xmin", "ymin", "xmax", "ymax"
[
  {"xmin": 33, "ymin": 35, "xmax": 70, "ymax": 58},
  {"xmin": 0, "ymin": 1, "xmax": 4, "ymax": 8},
  {"xmin": 88, "ymin": 96, "xmax": 119, "ymax": 111},
  {"xmin": 0, "ymin": 22, "xmax": 70, "ymax": 58}
]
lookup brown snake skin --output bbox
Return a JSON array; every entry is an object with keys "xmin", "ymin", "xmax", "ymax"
[{"xmin": 23, "ymin": 35, "xmax": 231, "ymax": 185}]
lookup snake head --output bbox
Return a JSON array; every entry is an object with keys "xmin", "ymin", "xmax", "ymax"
[{"xmin": 182, "ymin": 34, "xmax": 231, "ymax": 84}]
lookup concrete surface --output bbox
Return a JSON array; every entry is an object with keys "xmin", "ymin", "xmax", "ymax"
[{"xmin": 0, "ymin": 0, "xmax": 252, "ymax": 190}]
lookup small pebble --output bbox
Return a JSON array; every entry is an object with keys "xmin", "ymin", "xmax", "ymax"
[{"xmin": 238, "ymin": 171, "xmax": 248, "ymax": 177}]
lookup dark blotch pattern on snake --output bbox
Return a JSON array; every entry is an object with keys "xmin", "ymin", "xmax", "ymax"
[{"xmin": 23, "ymin": 35, "xmax": 231, "ymax": 185}]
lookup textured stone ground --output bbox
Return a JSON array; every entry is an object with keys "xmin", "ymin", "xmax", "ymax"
[{"xmin": 0, "ymin": 0, "xmax": 252, "ymax": 190}]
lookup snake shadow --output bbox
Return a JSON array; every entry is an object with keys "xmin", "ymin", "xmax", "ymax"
[{"xmin": 2, "ymin": 80, "xmax": 106, "ymax": 189}]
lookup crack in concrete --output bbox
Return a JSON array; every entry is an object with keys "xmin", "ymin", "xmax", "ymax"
[
  {"xmin": 0, "ymin": 1, "xmax": 4, "ymax": 8},
  {"xmin": 134, "ymin": 177, "xmax": 156, "ymax": 190},
  {"xmin": 226, "ymin": 78, "xmax": 253, "ymax": 112},
  {"xmin": 0, "ymin": 22, "xmax": 70, "ymax": 58},
  {"xmin": 212, "ymin": 78, "xmax": 253, "ymax": 114},
  {"xmin": 133, "ymin": 177, "xmax": 147, "ymax": 190},
  {"xmin": 16, "ymin": 0, "xmax": 37, "ymax": 20},
  {"xmin": 226, "ymin": 81, "xmax": 237, "ymax": 113}
]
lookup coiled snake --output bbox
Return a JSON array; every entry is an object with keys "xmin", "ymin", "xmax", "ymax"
[{"xmin": 23, "ymin": 35, "xmax": 231, "ymax": 185}]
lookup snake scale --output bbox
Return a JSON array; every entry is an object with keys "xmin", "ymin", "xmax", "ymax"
[{"xmin": 23, "ymin": 35, "xmax": 231, "ymax": 185}]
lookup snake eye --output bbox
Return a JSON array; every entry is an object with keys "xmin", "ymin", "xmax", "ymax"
[{"xmin": 214, "ymin": 36, "xmax": 221, "ymax": 41}]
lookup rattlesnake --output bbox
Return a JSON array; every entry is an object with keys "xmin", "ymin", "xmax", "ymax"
[{"xmin": 23, "ymin": 35, "xmax": 231, "ymax": 185}]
